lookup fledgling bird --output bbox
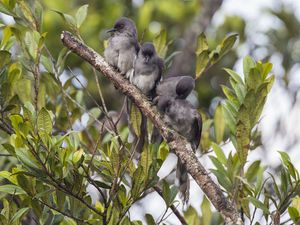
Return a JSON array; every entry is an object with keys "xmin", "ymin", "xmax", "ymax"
[
  {"xmin": 156, "ymin": 96, "xmax": 202, "ymax": 202},
  {"xmin": 104, "ymin": 17, "xmax": 139, "ymax": 77},
  {"xmin": 127, "ymin": 43, "xmax": 164, "ymax": 156},
  {"xmin": 151, "ymin": 75, "xmax": 195, "ymax": 144},
  {"xmin": 155, "ymin": 76, "xmax": 195, "ymax": 100},
  {"xmin": 130, "ymin": 42, "xmax": 164, "ymax": 99}
]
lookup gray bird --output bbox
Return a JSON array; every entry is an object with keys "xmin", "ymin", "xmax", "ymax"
[
  {"xmin": 151, "ymin": 76, "xmax": 195, "ymax": 144},
  {"xmin": 155, "ymin": 76, "xmax": 195, "ymax": 100},
  {"xmin": 156, "ymin": 96, "xmax": 202, "ymax": 202},
  {"xmin": 104, "ymin": 17, "xmax": 139, "ymax": 76},
  {"xmin": 127, "ymin": 43, "xmax": 164, "ymax": 156},
  {"xmin": 130, "ymin": 42, "xmax": 164, "ymax": 99}
]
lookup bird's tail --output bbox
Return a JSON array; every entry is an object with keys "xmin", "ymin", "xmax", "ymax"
[
  {"xmin": 176, "ymin": 159, "xmax": 190, "ymax": 203},
  {"xmin": 151, "ymin": 126, "xmax": 163, "ymax": 145}
]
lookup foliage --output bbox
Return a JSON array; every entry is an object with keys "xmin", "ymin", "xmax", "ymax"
[{"xmin": 0, "ymin": 1, "xmax": 299, "ymax": 225}]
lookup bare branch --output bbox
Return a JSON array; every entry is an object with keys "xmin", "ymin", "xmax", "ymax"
[{"xmin": 60, "ymin": 31, "xmax": 243, "ymax": 225}]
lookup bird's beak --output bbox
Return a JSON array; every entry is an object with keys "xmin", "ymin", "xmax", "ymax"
[
  {"xmin": 145, "ymin": 56, "xmax": 149, "ymax": 63},
  {"xmin": 106, "ymin": 28, "xmax": 117, "ymax": 33}
]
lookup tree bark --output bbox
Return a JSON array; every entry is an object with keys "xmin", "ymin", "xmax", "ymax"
[{"xmin": 61, "ymin": 31, "xmax": 243, "ymax": 225}]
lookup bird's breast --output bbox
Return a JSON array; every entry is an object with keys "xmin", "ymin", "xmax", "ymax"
[{"xmin": 132, "ymin": 73, "xmax": 156, "ymax": 94}]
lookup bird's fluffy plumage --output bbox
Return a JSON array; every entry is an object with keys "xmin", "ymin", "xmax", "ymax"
[
  {"xmin": 130, "ymin": 42, "xmax": 164, "ymax": 99},
  {"xmin": 104, "ymin": 17, "xmax": 139, "ymax": 76}
]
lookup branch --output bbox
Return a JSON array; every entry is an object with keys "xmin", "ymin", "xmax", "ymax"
[{"xmin": 61, "ymin": 31, "xmax": 243, "ymax": 225}]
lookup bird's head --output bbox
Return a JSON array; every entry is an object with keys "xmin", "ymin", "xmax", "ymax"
[
  {"xmin": 106, "ymin": 17, "xmax": 137, "ymax": 38},
  {"xmin": 140, "ymin": 42, "xmax": 156, "ymax": 63}
]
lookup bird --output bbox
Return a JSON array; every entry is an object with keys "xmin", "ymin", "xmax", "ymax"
[
  {"xmin": 127, "ymin": 42, "xmax": 164, "ymax": 156},
  {"xmin": 104, "ymin": 17, "xmax": 139, "ymax": 77},
  {"xmin": 129, "ymin": 42, "xmax": 164, "ymax": 99},
  {"xmin": 155, "ymin": 75, "xmax": 195, "ymax": 100},
  {"xmin": 156, "ymin": 95, "xmax": 202, "ymax": 202},
  {"xmin": 151, "ymin": 75, "xmax": 195, "ymax": 144}
]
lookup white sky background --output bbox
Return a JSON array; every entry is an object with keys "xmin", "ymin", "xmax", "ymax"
[{"xmin": 130, "ymin": 0, "xmax": 300, "ymax": 224}]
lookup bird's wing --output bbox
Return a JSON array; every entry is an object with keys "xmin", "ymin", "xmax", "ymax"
[{"xmin": 191, "ymin": 112, "xmax": 202, "ymax": 151}]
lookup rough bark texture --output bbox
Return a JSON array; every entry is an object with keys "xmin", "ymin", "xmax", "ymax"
[{"xmin": 61, "ymin": 31, "xmax": 243, "ymax": 225}]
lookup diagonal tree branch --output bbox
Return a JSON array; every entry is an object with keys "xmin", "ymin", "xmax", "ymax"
[{"xmin": 61, "ymin": 31, "xmax": 243, "ymax": 225}]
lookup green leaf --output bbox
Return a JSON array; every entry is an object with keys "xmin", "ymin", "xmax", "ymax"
[
  {"xmin": 130, "ymin": 105, "xmax": 142, "ymax": 136},
  {"xmin": 261, "ymin": 62, "xmax": 273, "ymax": 79},
  {"xmin": 0, "ymin": 171, "xmax": 17, "ymax": 185},
  {"xmin": 214, "ymin": 104, "xmax": 225, "ymax": 143},
  {"xmin": 211, "ymin": 142, "xmax": 226, "ymax": 165},
  {"xmin": 145, "ymin": 214, "xmax": 156, "ymax": 225},
  {"xmin": 72, "ymin": 149, "xmax": 84, "ymax": 164},
  {"xmin": 221, "ymin": 86, "xmax": 239, "ymax": 106},
  {"xmin": 0, "ymin": 2, "xmax": 17, "ymax": 16},
  {"xmin": 243, "ymin": 56, "xmax": 256, "ymax": 78},
  {"xmin": 195, "ymin": 50, "xmax": 209, "ymax": 79},
  {"xmin": 241, "ymin": 198, "xmax": 251, "ymax": 219},
  {"xmin": 24, "ymin": 31, "xmax": 39, "ymax": 60},
  {"xmin": 94, "ymin": 180, "xmax": 111, "ymax": 189},
  {"xmin": 157, "ymin": 142, "xmax": 169, "ymax": 161},
  {"xmin": 224, "ymin": 68, "xmax": 244, "ymax": 84},
  {"xmin": 278, "ymin": 151, "xmax": 291, "ymax": 167},
  {"xmin": 219, "ymin": 34, "xmax": 238, "ymax": 57},
  {"xmin": 246, "ymin": 68, "xmax": 262, "ymax": 90},
  {"xmin": 248, "ymin": 196, "xmax": 270, "ymax": 215},
  {"xmin": 153, "ymin": 29, "xmax": 167, "ymax": 58},
  {"xmin": 201, "ymin": 196, "xmax": 212, "ymax": 225},
  {"xmin": 211, "ymin": 169, "xmax": 232, "ymax": 192},
  {"xmin": 1, "ymin": 26, "xmax": 12, "ymax": 48},
  {"xmin": 184, "ymin": 206, "xmax": 200, "ymax": 225},
  {"xmin": 245, "ymin": 160, "xmax": 261, "ymax": 182},
  {"xmin": 0, "ymin": 50, "xmax": 11, "ymax": 68},
  {"xmin": 41, "ymin": 55, "xmax": 54, "ymax": 73},
  {"xmin": 37, "ymin": 107, "xmax": 53, "ymax": 134},
  {"xmin": 10, "ymin": 207, "xmax": 29, "ymax": 223},
  {"xmin": 196, "ymin": 32, "xmax": 209, "ymax": 54},
  {"xmin": 53, "ymin": 10, "xmax": 76, "ymax": 29},
  {"xmin": 16, "ymin": 148, "xmax": 42, "ymax": 171},
  {"xmin": 0, "ymin": 184, "xmax": 26, "ymax": 195},
  {"xmin": 75, "ymin": 4, "xmax": 88, "ymax": 28},
  {"xmin": 95, "ymin": 201, "xmax": 104, "ymax": 214},
  {"xmin": 209, "ymin": 156, "xmax": 227, "ymax": 177},
  {"xmin": 289, "ymin": 207, "xmax": 300, "ymax": 223},
  {"xmin": 131, "ymin": 166, "xmax": 144, "ymax": 199},
  {"xmin": 221, "ymin": 102, "xmax": 236, "ymax": 133}
]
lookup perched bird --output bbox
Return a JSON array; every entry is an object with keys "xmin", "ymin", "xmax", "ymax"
[
  {"xmin": 127, "ymin": 43, "xmax": 164, "ymax": 156},
  {"xmin": 104, "ymin": 17, "xmax": 139, "ymax": 77},
  {"xmin": 130, "ymin": 42, "xmax": 164, "ymax": 99},
  {"xmin": 156, "ymin": 96, "xmax": 202, "ymax": 202},
  {"xmin": 152, "ymin": 76, "xmax": 195, "ymax": 144},
  {"xmin": 155, "ymin": 76, "xmax": 195, "ymax": 100}
]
